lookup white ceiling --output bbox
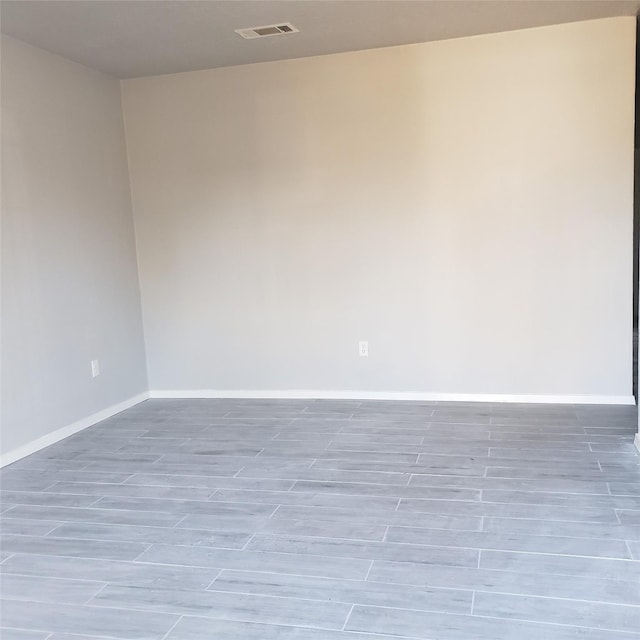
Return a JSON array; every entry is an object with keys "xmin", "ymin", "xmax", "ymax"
[{"xmin": 2, "ymin": 0, "xmax": 639, "ymax": 79}]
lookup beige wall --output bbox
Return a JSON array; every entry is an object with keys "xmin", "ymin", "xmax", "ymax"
[
  {"xmin": 122, "ymin": 17, "xmax": 633, "ymax": 400},
  {"xmin": 1, "ymin": 36, "xmax": 148, "ymax": 459}
]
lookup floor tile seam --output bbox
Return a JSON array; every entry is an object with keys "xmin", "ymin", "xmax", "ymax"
[
  {"xmin": 8, "ymin": 576, "xmax": 635, "ymax": 611},
  {"xmin": 159, "ymin": 615, "xmax": 184, "ymax": 640},
  {"xmin": 365, "ymin": 583, "xmax": 640, "ymax": 607},
  {"xmin": 342, "ymin": 590, "xmax": 640, "ymax": 632},
  {"xmin": 0, "ymin": 625, "xmax": 58, "ymax": 637},
  {"xmin": 241, "ymin": 534, "xmax": 256, "ymax": 550},
  {"xmin": 326, "ymin": 449, "xmax": 499, "ymax": 459},
  {"xmin": 0, "ymin": 571, "xmax": 112, "ymax": 586},
  {"xmin": 40, "ymin": 482, "xmax": 61, "ymax": 492},
  {"xmin": 314, "ymin": 470, "xmax": 490, "ymax": 481},
  {"xmin": 364, "ymin": 559, "xmax": 375, "ymax": 581},
  {"xmin": 211, "ymin": 567, "xmax": 405, "ymax": 585},
  {"xmin": 29, "ymin": 477, "xmax": 498, "ymax": 493},
  {"xmin": 459, "ymin": 609, "xmax": 640, "ymax": 634},
  {"xmin": 141, "ymin": 505, "xmax": 624, "ymax": 527},
  {"xmin": 124, "ymin": 552, "xmax": 377, "ymax": 575},
  {"xmin": 0, "ymin": 545, "xmax": 155, "ymax": 563},
  {"xmin": 417, "ymin": 487, "xmax": 613, "ymax": 497},
  {"xmin": 131, "ymin": 543, "xmax": 155, "ymax": 561},
  {"xmin": 207, "ymin": 477, "xmax": 417, "ymax": 487},
  {"xmin": 193, "ymin": 529, "xmax": 390, "ymax": 544},
  {"xmin": 268, "ymin": 505, "xmax": 281, "ymax": 520},
  {"xmin": 475, "ymin": 548, "xmax": 640, "ymax": 564},
  {"xmin": 2, "ymin": 505, "xmax": 190, "ymax": 535},
  {"xmin": 4, "ymin": 485, "xmax": 138, "ymax": 509},
  {"xmin": 479, "ymin": 524, "xmax": 640, "ymax": 542},
  {"xmin": 204, "ymin": 569, "xmax": 224, "ymax": 589},
  {"xmin": 15, "ymin": 550, "xmax": 633, "ymax": 587},
  {"xmin": 394, "ymin": 500, "xmax": 619, "ymax": 517},
  {"xmin": 80, "ymin": 585, "xmax": 471, "ymax": 615},
  {"xmin": 288, "ymin": 475, "xmax": 418, "ymax": 485},
  {"xmin": 22, "ymin": 597, "xmax": 356, "ymax": 632},
  {"xmin": 6, "ymin": 531, "xmax": 209, "ymax": 548},
  {"xmin": 388, "ymin": 521, "xmax": 637, "ymax": 540},
  {"xmin": 135, "ymin": 537, "xmax": 487, "ymax": 559},
  {"xmin": 488, "ymin": 418, "xmax": 581, "ymax": 426},
  {"xmin": 625, "ymin": 540, "xmax": 635, "ymax": 558},
  {"xmin": 5, "ymin": 522, "xmax": 61, "ymax": 537},
  {"xmin": 170, "ymin": 514, "xmax": 190, "ymax": 530},
  {"xmin": 314, "ymin": 449, "xmax": 423, "ymax": 460},
  {"xmin": 43, "ymin": 475, "xmax": 136, "ymax": 489},
  {"xmin": 462, "ymin": 590, "xmax": 640, "ymax": 608},
  {"xmin": 11, "ymin": 502, "xmax": 189, "ymax": 521},
  {"xmin": 342, "ymin": 603, "xmax": 356, "ymax": 630},
  {"xmin": 349, "ymin": 541, "xmax": 640, "ymax": 562},
  {"xmin": 84, "ymin": 582, "xmax": 110, "ymax": 605},
  {"xmin": 202, "ymin": 489, "xmax": 399, "ymax": 501},
  {"xmin": 345, "ymin": 601, "xmax": 640, "ymax": 632},
  {"xmin": 448, "ymin": 473, "xmax": 635, "ymax": 482},
  {"xmin": 300, "ymin": 448, "xmax": 604, "ymax": 458},
  {"xmin": 14, "ymin": 472, "xmax": 615, "ymax": 491},
  {"xmin": 287, "ymin": 491, "xmax": 484, "ymax": 503},
  {"xmin": 2, "ymin": 488, "xmax": 141, "ymax": 499}
]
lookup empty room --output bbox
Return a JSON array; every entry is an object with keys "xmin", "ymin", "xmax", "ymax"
[{"xmin": 1, "ymin": 1, "xmax": 640, "ymax": 638}]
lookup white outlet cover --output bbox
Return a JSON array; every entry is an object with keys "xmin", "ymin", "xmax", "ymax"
[
  {"xmin": 359, "ymin": 341, "xmax": 369, "ymax": 357},
  {"xmin": 91, "ymin": 359, "xmax": 100, "ymax": 377}
]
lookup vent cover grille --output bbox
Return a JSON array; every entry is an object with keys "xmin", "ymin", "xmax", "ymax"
[{"xmin": 235, "ymin": 23, "xmax": 299, "ymax": 39}]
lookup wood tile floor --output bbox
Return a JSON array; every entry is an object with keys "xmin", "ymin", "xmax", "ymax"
[{"xmin": 1, "ymin": 399, "xmax": 639, "ymax": 639}]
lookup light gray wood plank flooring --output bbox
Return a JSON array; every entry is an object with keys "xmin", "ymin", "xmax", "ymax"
[{"xmin": 1, "ymin": 399, "xmax": 639, "ymax": 639}]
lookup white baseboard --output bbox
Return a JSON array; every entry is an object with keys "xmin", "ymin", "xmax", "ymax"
[
  {"xmin": 149, "ymin": 389, "xmax": 635, "ymax": 405},
  {"xmin": 0, "ymin": 391, "xmax": 150, "ymax": 468},
  {"xmin": 2, "ymin": 389, "xmax": 634, "ymax": 466}
]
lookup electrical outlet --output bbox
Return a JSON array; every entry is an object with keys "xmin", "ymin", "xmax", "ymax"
[
  {"xmin": 91, "ymin": 359, "xmax": 100, "ymax": 377},
  {"xmin": 358, "ymin": 341, "xmax": 369, "ymax": 357}
]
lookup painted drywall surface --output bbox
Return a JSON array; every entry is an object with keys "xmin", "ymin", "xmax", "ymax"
[
  {"xmin": 122, "ymin": 18, "xmax": 635, "ymax": 397},
  {"xmin": 1, "ymin": 36, "xmax": 148, "ymax": 456}
]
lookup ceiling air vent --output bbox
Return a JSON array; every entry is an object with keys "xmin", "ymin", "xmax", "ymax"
[{"xmin": 235, "ymin": 23, "xmax": 299, "ymax": 40}]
